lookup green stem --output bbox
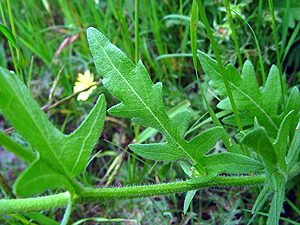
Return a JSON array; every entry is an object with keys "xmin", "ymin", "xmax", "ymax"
[
  {"xmin": 231, "ymin": 9, "xmax": 266, "ymax": 86},
  {"xmin": 135, "ymin": 0, "xmax": 139, "ymax": 65},
  {"xmin": 195, "ymin": 0, "xmax": 243, "ymax": 133},
  {"xmin": 223, "ymin": 0, "xmax": 243, "ymax": 69},
  {"xmin": 190, "ymin": 0, "xmax": 243, "ymax": 155},
  {"xmin": 132, "ymin": 0, "xmax": 140, "ymax": 183},
  {"xmin": 0, "ymin": 175, "xmax": 265, "ymax": 215}
]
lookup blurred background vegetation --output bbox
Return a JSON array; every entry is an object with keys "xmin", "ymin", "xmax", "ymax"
[{"xmin": 0, "ymin": 0, "xmax": 300, "ymax": 224}]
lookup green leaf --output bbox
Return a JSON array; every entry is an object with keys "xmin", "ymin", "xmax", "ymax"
[
  {"xmin": 286, "ymin": 87, "xmax": 300, "ymax": 138},
  {"xmin": 287, "ymin": 118, "xmax": 300, "ymax": 171},
  {"xmin": 273, "ymin": 111, "xmax": 293, "ymax": 172},
  {"xmin": 183, "ymin": 190, "xmax": 197, "ymax": 214},
  {"xmin": 0, "ymin": 67, "xmax": 106, "ymax": 196},
  {"xmin": 129, "ymin": 126, "xmax": 223, "ymax": 162},
  {"xmin": 180, "ymin": 161, "xmax": 193, "ymax": 178},
  {"xmin": 0, "ymin": 24, "xmax": 18, "ymax": 49},
  {"xmin": 0, "ymin": 130, "xmax": 36, "ymax": 163},
  {"xmin": 241, "ymin": 113, "xmax": 295, "ymax": 225},
  {"xmin": 267, "ymin": 178, "xmax": 285, "ymax": 225},
  {"xmin": 197, "ymin": 50, "xmax": 300, "ymax": 138},
  {"xmin": 241, "ymin": 126, "xmax": 278, "ymax": 174},
  {"xmin": 25, "ymin": 212, "xmax": 60, "ymax": 225},
  {"xmin": 242, "ymin": 111, "xmax": 294, "ymax": 175},
  {"xmin": 198, "ymin": 152, "xmax": 265, "ymax": 175},
  {"xmin": 0, "ymin": 24, "xmax": 25, "ymax": 69},
  {"xmin": 87, "ymin": 27, "xmax": 227, "ymax": 174}
]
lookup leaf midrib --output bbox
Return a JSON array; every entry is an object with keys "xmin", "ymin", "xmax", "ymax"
[{"xmin": 91, "ymin": 31, "xmax": 196, "ymax": 163}]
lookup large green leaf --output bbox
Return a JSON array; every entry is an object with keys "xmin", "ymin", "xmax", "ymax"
[
  {"xmin": 0, "ymin": 67, "xmax": 106, "ymax": 197},
  {"xmin": 197, "ymin": 50, "xmax": 300, "ymax": 138},
  {"xmin": 87, "ymin": 27, "xmax": 262, "ymax": 176}
]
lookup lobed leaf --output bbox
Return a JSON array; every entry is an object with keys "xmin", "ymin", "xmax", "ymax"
[
  {"xmin": 88, "ymin": 27, "xmax": 222, "ymax": 171},
  {"xmin": 197, "ymin": 50, "xmax": 300, "ymax": 138},
  {"xmin": 88, "ymin": 27, "xmax": 263, "ymax": 176},
  {"xmin": 87, "ymin": 28, "xmax": 218, "ymax": 171},
  {"xmin": 0, "ymin": 67, "xmax": 106, "ymax": 196}
]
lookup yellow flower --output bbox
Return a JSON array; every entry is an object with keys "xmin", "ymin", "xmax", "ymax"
[{"xmin": 73, "ymin": 69, "xmax": 96, "ymax": 101}]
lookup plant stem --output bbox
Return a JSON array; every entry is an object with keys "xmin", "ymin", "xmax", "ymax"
[
  {"xmin": 223, "ymin": 0, "xmax": 243, "ymax": 69},
  {"xmin": 0, "ymin": 175, "xmax": 265, "ymax": 215},
  {"xmin": 132, "ymin": 0, "xmax": 140, "ymax": 183},
  {"xmin": 1, "ymin": 0, "xmax": 19, "ymax": 79},
  {"xmin": 195, "ymin": 0, "xmax": 243, "ymax": 133}
]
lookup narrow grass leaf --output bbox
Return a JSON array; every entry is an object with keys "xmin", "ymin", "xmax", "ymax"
[
  {"xmin": 0, "ymin": 24, "xmax": 25, "ymax": 69},
  {"xmin": 0, "ymin": 24, "xmax": 18, "ymax": 49},
  {"xmin": 0, "ymin": 131, "xmax": 36, "ymax": 163}
]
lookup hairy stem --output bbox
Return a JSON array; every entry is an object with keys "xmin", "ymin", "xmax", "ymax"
[{"xmin": 0, "ymin": 175, "xmax": 265, "ymax": 215}]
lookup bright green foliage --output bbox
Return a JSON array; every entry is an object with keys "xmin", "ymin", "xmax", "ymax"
[
  {"xmin": 197, "ymin": 50, "xmax": 300, "ymax": 138},
  {"xmin": 0, "ymin": 67, "xmax": 106, "ymax": 197},
  {"xmin": 87, "ymin": 27, "xmax": 263, "ymax": 176},
  {"xmin": 241, "ymin": 111, "xmax": 295, "ymax": 224}
]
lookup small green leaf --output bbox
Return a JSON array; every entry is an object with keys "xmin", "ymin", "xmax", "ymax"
[
  {"xmin": 273, "ymin": 111, "xmax": 293, "ymax": 172},
  {"xmin": 188, "ymin": 174, "xmax": 216, "ymax": 185},
  {"xmin": 183, "ymin": 190, "xmax": 197, "ymax": 214},
  {"xmin": 241, "ymin": 126, "xmax": 278, "ymax": 174},
  {"xmin": 287, "ymin": 119, "xmax": 300, "ymax": 171},
  {"xmin": 0, "ymin": 67, "xmax": 106, "ymax": 196},
  {"xmin": 180, "ymin": 161, "xmax": 193, "ymax": 178},
  {"xmin": 286, "ymin": 87, "xmax": 300, "ymax": 138},
  {"xmin": 198, "ymin": 152, "xmax": 265, "ymax": 175}
]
